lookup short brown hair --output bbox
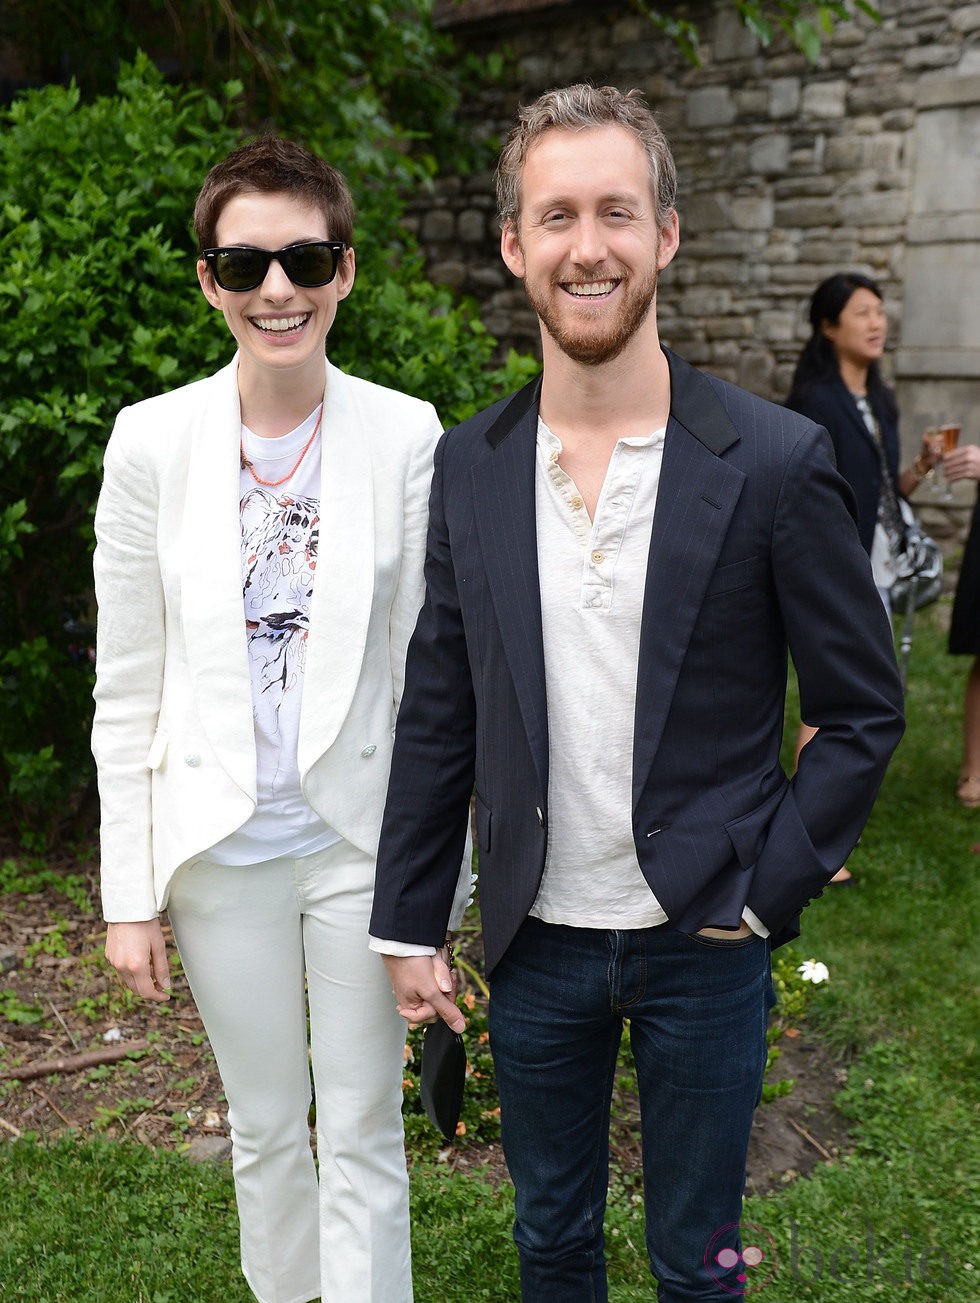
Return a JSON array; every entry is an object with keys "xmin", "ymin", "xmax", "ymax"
[
  {"xmin": 495, "ymin": 84, "xmax": 677, "ymax": 231},
  {"xmin": 193, "ymin": 136, "xmax": 355, "ymax": 253}
]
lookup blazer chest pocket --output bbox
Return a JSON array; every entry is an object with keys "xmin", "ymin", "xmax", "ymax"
[{"xmin": 704, "ymin": 555, "xmax": 768, "ymax": 598}]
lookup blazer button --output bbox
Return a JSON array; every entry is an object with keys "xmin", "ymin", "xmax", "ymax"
[
  {"xmin": 184, "ymin": 753, "xmax": 201, "ymax": 768},
  {"xmin": 536, "ymin": 806, "xmax": 545, "ymax": 826},
  {"xmin": 360, "ymin": 745, "xmax": 377, "ymax": 758}
]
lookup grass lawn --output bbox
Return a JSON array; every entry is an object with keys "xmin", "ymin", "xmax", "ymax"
[{"xmin": 1, "ymin": 604, "xmax": 977, "ymax": 1301}]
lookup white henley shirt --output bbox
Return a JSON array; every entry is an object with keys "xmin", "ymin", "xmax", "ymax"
[{"xmin": 530, "ymin": 417, "xmax": 669, "ymax": 928}]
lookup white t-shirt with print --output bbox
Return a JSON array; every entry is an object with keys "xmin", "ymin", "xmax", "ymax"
[{"xmin": 205, "ymin": 406, "xmax": 340, "ymax": 866}]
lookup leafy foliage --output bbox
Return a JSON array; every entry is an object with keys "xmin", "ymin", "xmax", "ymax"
[
  {"xmin": 734, "ymin": 0, "xmax": 881, "ymax": 63},
  {"xmin": 1, "ymin": 1, "xmax": 488, "ymax": 191},
  {"xmin": 6, "ymin": 0, "xmax": 881, "ymax": 96},
  {"xmin": 630, "ymin": 0, "xmax": 880, "ymax": 64},
  {"xmin": 0, "ymin": 62, "xmax": 237, "ymax": 838}
]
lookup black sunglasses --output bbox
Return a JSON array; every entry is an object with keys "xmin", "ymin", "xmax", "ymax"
[{"xmin": 202, "ymin": 240, "xmax": 347, "ymax": 292}]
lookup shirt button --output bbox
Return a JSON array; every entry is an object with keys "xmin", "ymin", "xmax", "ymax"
[
  {"xmin": 549, "ymin": 449, "xmax": 560, "ymax": 463},
  {"xmin": 591, "ymin": 550, "xmax": 605, "ymax": 565},
  {"xmin": 360, "ymin": 745, "xmax": 377, "ymax": 758},
  {"xmin": 570, "ymin": 496, "xmax": 583, "ymax": 510},
  {"xmin": 184, "ymin": 754, "xmax": 201, "ymax": 768}
]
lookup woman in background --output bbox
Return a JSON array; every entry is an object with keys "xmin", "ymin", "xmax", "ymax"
[
  {"xmin": 786, "ymin": 272, "xmax": 939, "ymax": 879},
  {"xmin": 787, "ymin": 272, "xmax": 939, "ymax": 605}
]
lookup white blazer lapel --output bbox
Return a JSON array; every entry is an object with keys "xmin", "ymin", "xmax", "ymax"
[
  {"xmin": 180, "ymin": 357, "xmax": 257, "ymax": 798},
  {"xmin": 298, "ymin": 362, "xmax": 375, "ymax": 768}
]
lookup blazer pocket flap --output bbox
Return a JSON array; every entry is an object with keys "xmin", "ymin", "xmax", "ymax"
[
  {"xmin": 145, "ymin": 730, "xmax": 169, "ymax": 771},
  {"xmin": 725, "ymin": 788, "xmax": 785, "ymax": 869}
]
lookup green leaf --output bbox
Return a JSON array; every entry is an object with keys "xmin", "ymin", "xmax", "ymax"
[{"xmin": 794, "ymin": 17, "xmax": 825, "ymax": 63}]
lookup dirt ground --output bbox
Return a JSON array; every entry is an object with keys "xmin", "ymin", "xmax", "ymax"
[{"xmin": 0, "ymin": 856, "xmax": 851, "ymax": 1195}]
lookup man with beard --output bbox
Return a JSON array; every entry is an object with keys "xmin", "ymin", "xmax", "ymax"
[{"xmin": 370, "ymin": 84, "xmax": 904, "ymax": 1301}]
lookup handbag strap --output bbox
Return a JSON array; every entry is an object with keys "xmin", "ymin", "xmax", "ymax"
[{"xmin": 855, "ymin": 395, "xmax": 905, "ymax": 554}]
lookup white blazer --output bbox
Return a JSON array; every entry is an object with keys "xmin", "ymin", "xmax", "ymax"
[{"xmin": 93, "ymin": 356, "xmax": 444, "ymax": 921}]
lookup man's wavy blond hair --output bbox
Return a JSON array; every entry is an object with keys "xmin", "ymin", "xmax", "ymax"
[{"xmin": 495, "ymin": 83, "xmax": 677, "ymax": 231}]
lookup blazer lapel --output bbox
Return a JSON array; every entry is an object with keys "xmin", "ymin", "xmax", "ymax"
[
  {"xmin": 632, "ymin": 352, "xmax": 746, "ymax": 803},
  {"xmin": 471, "ymin": 378, "xmax": 550, "ymax": 794},
  {"xmin": 181, "ymin": 358, "xmax": 257, "ymax": 798},
  {"xmin": 298, "ymin": 362, "xmax": 375, "ymax": 768}
]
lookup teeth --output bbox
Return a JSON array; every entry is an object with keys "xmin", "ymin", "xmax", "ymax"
[
  {"xmin": 253, "ymin": 314, "xmax": 309, "ymax": 333},
  {"xmin": 566, "ymin": 281, "xmax": 616, "ymax": 297}
]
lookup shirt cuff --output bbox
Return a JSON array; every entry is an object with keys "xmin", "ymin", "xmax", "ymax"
[
  {"xmin": 741, "ymin": 906, "xmax": 770, "ymax": 939},
  {"xmin": 368, "ymin": 935, "xmax": 438, "ymax": 957}
]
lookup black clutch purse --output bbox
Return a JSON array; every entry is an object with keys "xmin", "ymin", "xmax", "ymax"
[{"xmin": 420, "ymin": 1018, "xmax": 467, "ymax": 1140}]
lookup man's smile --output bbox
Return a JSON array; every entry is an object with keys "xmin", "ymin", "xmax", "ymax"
[{"xmin": 562, "ymin": 279, "xmax": 619, "ymax": 298}]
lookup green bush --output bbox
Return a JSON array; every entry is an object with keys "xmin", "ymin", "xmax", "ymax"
[
  {"xmin": 0, "ymin": 55, "xmax": 537, "ymax": 841},
  {"xmin": 0, "ymin": 61, "xmax": 237, "ymax": 840}
]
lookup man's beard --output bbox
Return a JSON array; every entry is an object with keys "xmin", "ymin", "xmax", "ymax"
[{"xmin": 523, "ymin": 262, "xmax": 660, "ymax": 367}]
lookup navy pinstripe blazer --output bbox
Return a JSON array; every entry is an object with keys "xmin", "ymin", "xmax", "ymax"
[{"xmin": 371, "ymin": 349, "xmax": 905, "ymax": 974}]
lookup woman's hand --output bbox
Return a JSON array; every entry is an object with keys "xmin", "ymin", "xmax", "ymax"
[
  {"xmin": 902, "ymin": 433, "xmax": 945, "ymax": 497},
  {"xmin": 918, "ymin": 431, "xmax": 944, "ymax": 474},
  {"xmin": 942, "ymin": 443, "xmax": 980, "ymax": 484},
  {"xmin": 105, "ymin": 918, "xmax": 172, "ymax": 1002}
]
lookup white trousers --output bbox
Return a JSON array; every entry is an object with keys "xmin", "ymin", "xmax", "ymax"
[{"xmin": 167, "ymin": 842, "xmax": 412, "ymax": 1303}]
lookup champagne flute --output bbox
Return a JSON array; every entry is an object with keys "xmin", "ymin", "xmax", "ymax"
[
  {"xmin": 937, "ymin": 422, "xmax": 961, "ymax": 502},
  {"xmin": 923, "ymin": 428, "xmax": 942, "ymax": 495}
]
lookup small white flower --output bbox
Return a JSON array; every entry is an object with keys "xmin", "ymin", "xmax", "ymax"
[
  {"xmin": 797, "ymin": 959, "xmax": 830, "ymax": 984},
  {"xmin": 102, "ymin": 1027, "xmax": 123, "ymax": 1042}
]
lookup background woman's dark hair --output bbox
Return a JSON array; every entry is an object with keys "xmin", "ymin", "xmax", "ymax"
[{"xmin": 787, "ymin": 272, "xmax": 897, "ymax": 421}]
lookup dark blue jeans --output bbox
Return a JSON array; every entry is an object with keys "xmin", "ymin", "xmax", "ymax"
[{"xmin": 488, "ymin": 918, "xmax": 773, "ymax": 1302}]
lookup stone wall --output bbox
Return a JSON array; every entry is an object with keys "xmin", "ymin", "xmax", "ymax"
[{"xmin": 405, "ymin": 0, "xmax": 980, "ymax": 553}]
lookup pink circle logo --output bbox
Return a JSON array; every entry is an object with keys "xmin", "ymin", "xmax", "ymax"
[{"xmin": 704, "ymin": 1221, "xmax": 780, "ymax": 1295}]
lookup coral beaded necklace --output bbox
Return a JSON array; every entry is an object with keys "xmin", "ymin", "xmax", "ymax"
[{"xmin": 240, "ymin": 405, "xmax": 323, "ymax": 488}]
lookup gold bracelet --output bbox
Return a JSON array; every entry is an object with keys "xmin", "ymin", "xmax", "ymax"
[{"xmin": 910, "ymin": 455, "xmax": 930, "ymax": 480}]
